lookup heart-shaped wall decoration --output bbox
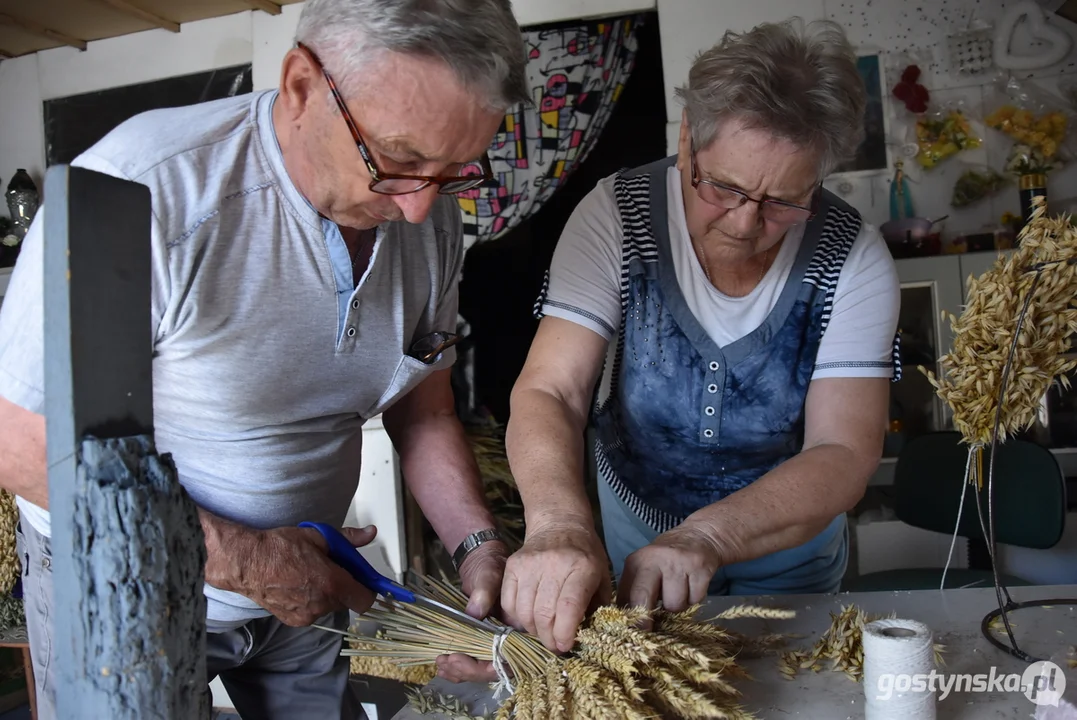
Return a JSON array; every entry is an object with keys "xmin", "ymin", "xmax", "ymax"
[{"xmin": 994, "ymin": 0, "xmax": 1073, "ymax": 71}]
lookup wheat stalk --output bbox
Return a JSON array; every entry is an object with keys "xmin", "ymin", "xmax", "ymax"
[
  {"xmin": 920, "ymin": 198, "xmax": 1077, "ymax": 450},
  {"xmin": 333, "ymin": 576, "xmax": 794, "ymax": 718}
]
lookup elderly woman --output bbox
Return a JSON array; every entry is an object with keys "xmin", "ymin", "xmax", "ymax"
[{"xmin": 501, "ymin": 19, "xmax": 900, "ymax": 653}]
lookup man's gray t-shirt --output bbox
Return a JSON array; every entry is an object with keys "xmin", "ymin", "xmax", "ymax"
[{"xmin": 0, "ymin": 89, "xmax": 462, "ymax": 628}]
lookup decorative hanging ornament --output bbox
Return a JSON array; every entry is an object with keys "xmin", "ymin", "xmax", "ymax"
[
  {"xmin": 893, "ymin": 65, "xmax": 930, "ymax": 114},
  {"xmin": 993, "ymin": 0, "xmax": 1072, "ymax": 72}
]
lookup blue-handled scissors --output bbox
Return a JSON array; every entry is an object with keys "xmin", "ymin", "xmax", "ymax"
[{"xmin": 299, "ymin": 521, "xmax": 500, "ymax": 633}]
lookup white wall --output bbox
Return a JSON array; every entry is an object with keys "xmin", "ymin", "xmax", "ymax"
[
  {"xmin": 657, "ymin": 0, "xmax": 1077, "ymax": 236},
  {"xmin": 0, "ymin": 57, "xmax": 44, "ymax": 200}
]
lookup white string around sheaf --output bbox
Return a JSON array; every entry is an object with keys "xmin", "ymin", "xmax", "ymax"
[
  {"xmin": 940, "ymin": 444, "xmax": 976, "ymax": 591},
  {"xmin": 491, "ymin": 629, "xmax": 515, "ymax": 700}
]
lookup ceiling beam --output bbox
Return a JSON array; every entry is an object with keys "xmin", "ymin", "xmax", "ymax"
[
  {"xmin": 91, "ymin": 0, "xmax": 180, "ymax": 33},
  {"xmin": 242, "ymin": 0, "xmax": 283, "ymax": 15},
  {"xmin": 0, "ymin": 13, "xmax": 87, "ymax": 51}
]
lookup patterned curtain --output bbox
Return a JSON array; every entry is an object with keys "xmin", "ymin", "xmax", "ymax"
[{"xmin": 457, "ymin": 15, "xmax": 644, "ymax": 244}]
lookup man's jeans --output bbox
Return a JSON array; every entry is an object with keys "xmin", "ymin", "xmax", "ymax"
[{"xmin": 16, "ymin": 516, "xmax": 360, "ymax": 719}]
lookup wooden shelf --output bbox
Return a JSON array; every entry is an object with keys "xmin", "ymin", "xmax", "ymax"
[{"xmin": 0, "ymin": 1, "xmax": 303, "ymax": 59}]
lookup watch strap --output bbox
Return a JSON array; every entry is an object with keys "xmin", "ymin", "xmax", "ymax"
[{"xmin": 452, "ymin": 528, "xmax": 503, "ymax": 571}]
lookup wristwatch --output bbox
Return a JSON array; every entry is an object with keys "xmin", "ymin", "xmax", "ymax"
[{"xmin": 452, "ymin": 528, "xmax": 504, "ymax": 571}]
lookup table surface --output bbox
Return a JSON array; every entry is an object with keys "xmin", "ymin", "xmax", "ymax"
[{"xmin": 391, "ymin": 584, "xmax": 1077, "ymax": 720}]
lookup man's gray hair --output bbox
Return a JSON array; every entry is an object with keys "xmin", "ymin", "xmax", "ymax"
[
  {"xmin": 295, "ymin": 0, "xmax": 530, "ymax": 112},
  {"xmin": 674, "ymin": 19, "xmax": 866, "ymax": 178}
]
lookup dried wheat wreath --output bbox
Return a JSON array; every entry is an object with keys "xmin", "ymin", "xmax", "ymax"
[
  {"xmin": 329, "ymin": 574, "xmax": 795, "ymax": 719},
  {"xmin": 919, "ymin": 197, "xmax": 1077, "ymax": 661},
  {"xmin": 921, "ymin": 198, "xmax": 1077, "ymax": 482}
]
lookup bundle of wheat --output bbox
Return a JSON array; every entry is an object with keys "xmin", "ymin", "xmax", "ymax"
[
  {"xmin": 778, "ymin": 605, "xmax": 945, "ymax": 683},
  {"xmin": 921, "ymin": 198, "xmax": 1077, "ymax": 467},
  {"xmin": 0, "ymin": 490, "xmax": 19, "ymax": 596},
  {"xmin": 349, "ymin": 649, "xmax": 437, "ymax": 686},
  {"xmin": 328, "ymin": 575, "xmax": 795, "ymax": 719}
]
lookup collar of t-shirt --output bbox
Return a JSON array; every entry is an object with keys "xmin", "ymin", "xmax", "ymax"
[
  {"xmin": 664, "ymin": 165, "xmax": 806, "ymax": 348},
  {"xmin": 259, "ymin": 90, "xmax": 379, "ymax": 340}
]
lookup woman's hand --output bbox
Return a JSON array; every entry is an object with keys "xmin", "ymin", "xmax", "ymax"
[
  {"xmin": 502, "ymin": 520, "xmax": 612, "ymax": 653},
  {"xmin": 617, "ymin": 522, "xmax": 724, "ymax": 613}
]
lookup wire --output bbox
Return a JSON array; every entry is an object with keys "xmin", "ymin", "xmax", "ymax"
[
  {"xmin": 981, "ymin": 598, "xmax": 1076, "ymax": 663},
  {"xmin": 1023, "ymin": 257, "xmax": 1077, "ymax": 272},
  {"xmin": 979, "ymin": 264, "xmax": 1077, "ymax": 662},
  {"xmin": 940, "ymin": 447, "xmax": 973, "ymax": 591}
]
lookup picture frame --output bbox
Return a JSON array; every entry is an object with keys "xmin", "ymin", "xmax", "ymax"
[{"xmin": 831, "ymin": 54, "xmax": 891, "ymax": 177}]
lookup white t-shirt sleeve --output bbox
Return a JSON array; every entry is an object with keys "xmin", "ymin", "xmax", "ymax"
[
  {"xmin": 539, "ymin": 176, "xmax": 623, "ymax": 340},
  {"xmin": 812, "ymin": 223, "xmax": 900, "ymax": 379}
]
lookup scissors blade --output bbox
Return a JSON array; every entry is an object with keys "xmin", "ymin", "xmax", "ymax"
[{"xmin": 407, "ymin": 594, "xmax": 502, "ymax": 634}]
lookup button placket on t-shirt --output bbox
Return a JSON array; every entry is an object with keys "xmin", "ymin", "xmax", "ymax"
[
  {"xmin": 336, "ymin": 226, "xmax": 381, "ymax": 352},
  {"xmin": 701, "ymin": 355, "xmax": 725, "ymax": 444},
  {"xmin": 347, "ymin": 297, "xmax": 360, "ymax": 338},
  {"xmin": 341, "ymin": 295, "xmax": 360, "ymax": 347}
]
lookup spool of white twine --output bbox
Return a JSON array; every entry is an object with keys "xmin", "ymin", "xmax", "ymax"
[{"xmin": 862, "ymin": 618, "xmax": 937, "ymax": 720}]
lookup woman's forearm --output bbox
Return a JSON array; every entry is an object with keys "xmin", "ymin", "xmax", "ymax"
[
  {"xmin": 506, "ymin": 387, "xmax": 595, "ymax": 530},
  {"xmin": 686, "ymin": 442, "xmax": 873, "ymax": 565}
]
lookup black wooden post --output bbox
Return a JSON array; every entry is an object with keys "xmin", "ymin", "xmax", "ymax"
[{"xmin": 43, "ymin": 165, "xmax": 208, "ymax": 719}]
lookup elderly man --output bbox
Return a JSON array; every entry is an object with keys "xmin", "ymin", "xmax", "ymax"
[
  {"xmin": 501, "ymin": 18, "xmax": 900, "ymax": 654},
  {"xmin": 0, "ymin": 0, "xmax": 527, "ymax": 716}
]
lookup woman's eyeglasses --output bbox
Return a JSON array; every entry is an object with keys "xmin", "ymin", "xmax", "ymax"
[
  {"xmin": 690, "ymin": 151, "xmax": 818, "ymax": 224},
  {"xmin": 298, "ymin": 43, "xmax": 495, "ymax": 196}
]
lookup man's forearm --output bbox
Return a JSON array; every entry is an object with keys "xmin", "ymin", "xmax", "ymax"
[
  {"xmin": 505, "ymin": 388, "xmax": 594, "ymax": 530},
  {"xmin": 199, "ymin": 507, "xmax": 262, "ymax": 593},
  {"xmin": 687, "ymin": 443, "xmax": 874, "ymax": 566},
  {"xmin": 0, "ymin": 400, "xmax": 48, "ymax": 508},
  {"xmin": 391, "ymin": 410, "xmax": 498, "ymax": 553}
]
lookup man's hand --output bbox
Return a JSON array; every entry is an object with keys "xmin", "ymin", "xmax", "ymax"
[
  {"xmin": 204, "ymin": 516, "xmax": 379, "ymax": 627},
  {"xmin": 502, "ymin": 520, "xmax": 611, "ymax": 653},
  {"xmin": 436, "ymin": 540, "xmax": 509, "ymax": 683},
  {"xmin": 617, "ymin": 522, "xmax": 723, "ymax": 614}
]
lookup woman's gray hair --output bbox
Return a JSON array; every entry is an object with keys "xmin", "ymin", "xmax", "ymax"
[
  {"xmin": 674, "ymin": 19, "xmax": 866, "ymax": 178},
  {"xmin": 295, "ymin": 0, "xmax": 530, "ymax": 112}
]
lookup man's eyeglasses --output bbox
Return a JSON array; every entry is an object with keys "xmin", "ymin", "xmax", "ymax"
[
  {"xmin": 298, "ymin": 43, "xmax": 495, "ymax": 196},
  {"xmin": 690, "ymin": 151, "xmax": 818, "ymax": 224},
  {"xmin": 408, "ymin": 332, "xmax": 461, "ymax": 365}
]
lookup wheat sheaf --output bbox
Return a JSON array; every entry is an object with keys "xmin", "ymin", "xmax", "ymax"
[
  {"xmin": 334, "ymin": 574, "xmax": 795, "ymax": 719},
  {"xmin": 920, "ymin": 198, "xmax": 1077, "ymax": 468}
]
